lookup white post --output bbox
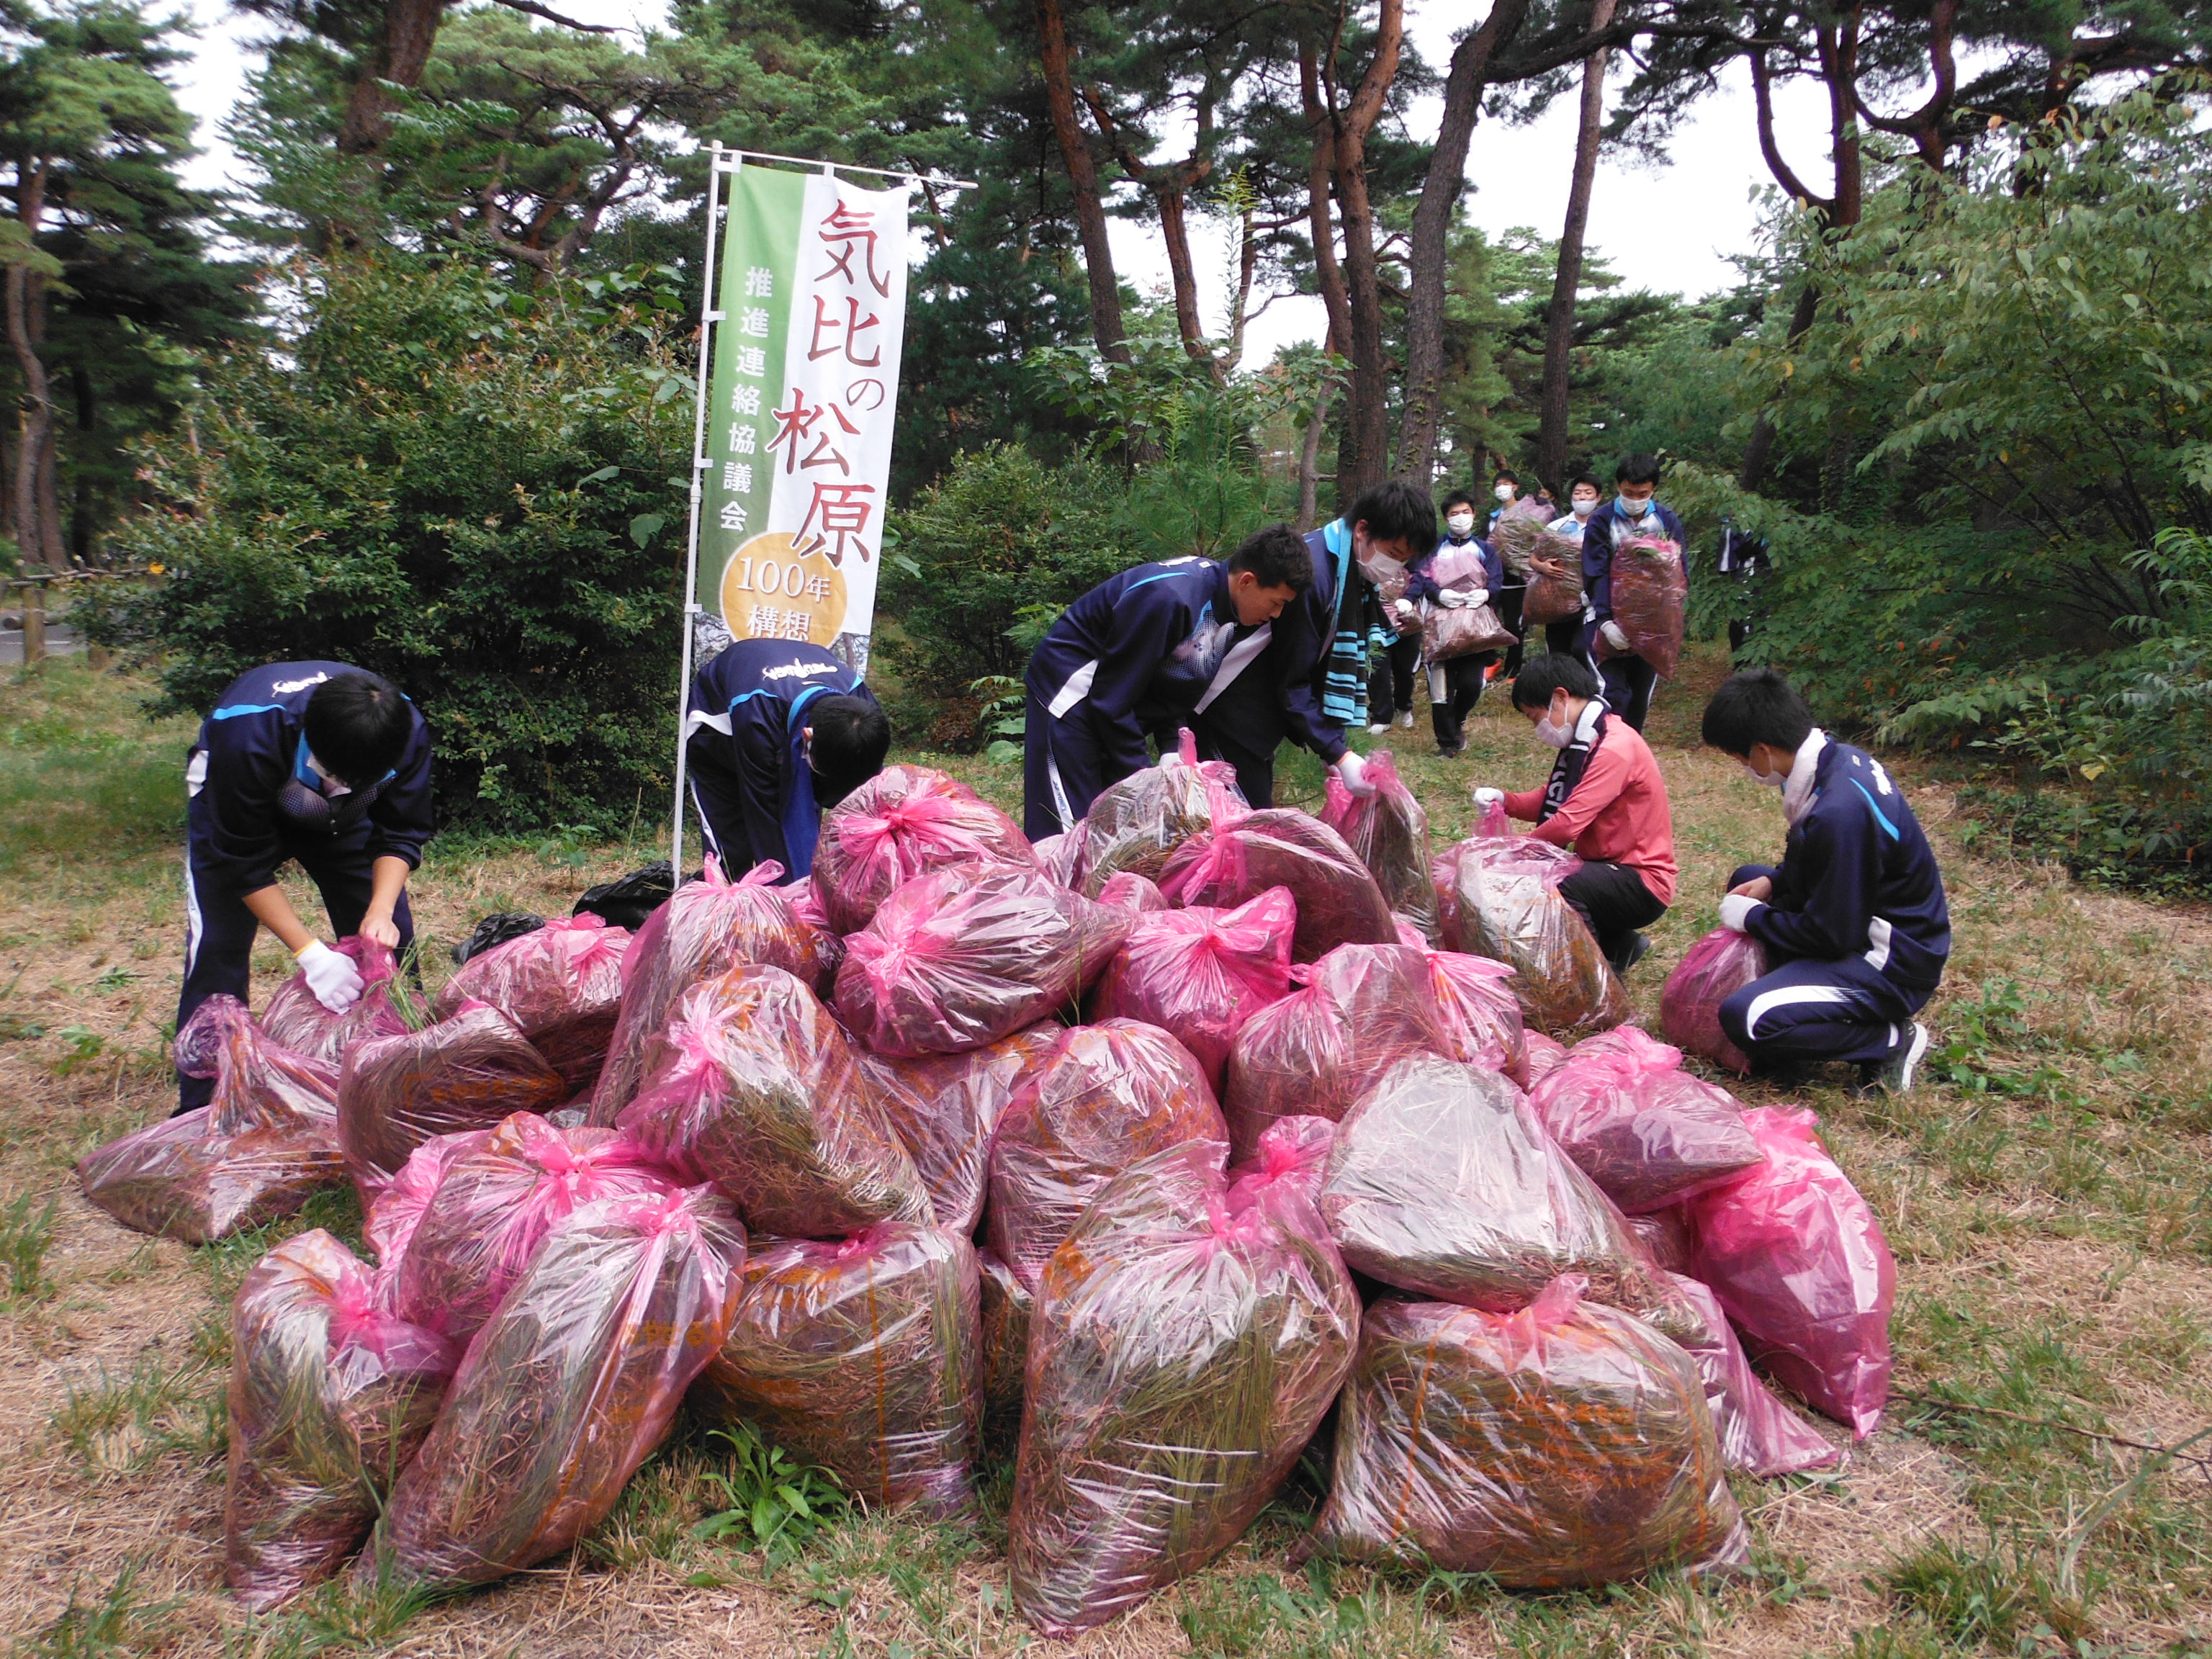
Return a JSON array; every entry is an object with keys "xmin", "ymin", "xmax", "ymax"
[{"xmin": 671, "ymin": 145, "xmax": 734, "ymax": 878}]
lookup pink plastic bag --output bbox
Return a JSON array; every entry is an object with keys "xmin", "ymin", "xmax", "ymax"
[
  {"xmin": 977, "ymin": 1247, "xmax": 1033, "ymax": 1459},
  {"xmin": 811, "ymin": 763, "xmax": 1037, "ymax": 935},
  {"xmin": 261, "ymin": 937, "xmax": 408, "ymax": 1068},
  {"xmin": 433, "ymin": 914, "xmax": 630, "ymax": 1094},
  {"xmin": 1425, "ymin": 950, "xmax": 1530, "ymax": 1086},
  {"xmin": 1660, "ymin": 927, "xmax": 1766, "ymax": 1075},
  {"xmin": 1071, "ymin": 729, "xmax": 1244, "ymax": 897},
  {"xmin": 225, "ymin": 1230, "xmax": 455, "ymax": 1610},
  {"xmin": 696, "ymin": 1222, "xmax": 983, "ymax": 1516},
  {"xmin": 1524, "ymin": 1029, "xmax": 1569, "ymax": 1084},
  {"xmin": 1308, "ymin": 1276, "xmax": 1745, "ymax": 1586},
  {"xmin": 80, "ymin": 997, "xmax": 346, "ymax": 1244},
  {"xmin": 1609, "ymin": 535, "xmax": 1687, "ymax": 678},
  {"xmin": 336, "ymin": 1000, "xmax": 567, "ymax": 1200},
  {"xmin": 1221, "ymin": 943, "xmax": 1452, "ymax": 1161},
  {"xmin": 834, "ymin": 863, "xmax": 1133, "ymax": 1058},
  {"xmin": 1526, "ymin": 1026, "xmax": 1763, "ymax": 1212},
  {"xmin": 365, "ymin": 1128, "xmax": 491, "ymax": 1272},
  {"xmin": 1626, "ymin": 1205, "xmax": 1699, "ymax": 1275},
  {"xmin": 862, "ymin": 1026, "xmax": 1061, "ymax": 1233},
  {"xmin": 1666, "ymin": 1274, "xmax": 1840, "ymax": 1478},
  {"xmin": 1095, "ymin": 871, "xmax": 1169, "ymax": 912},
  {"xmin": 1087, "ymin": 887, "xmax": 1295, "ymax": 1087},
  {"xmin": 1224, "ymin": 1114, "xmax": 1337, "ymax": 1212},
  {"xmin": 1322, "ymin": 751, "xmax": 1437, "ymax": 943},
  {"xmin": 387, "ymin": 1112, "xmax": 675, "ymax": 1344},
  {"xmin": 1434, "ymin": 832, "xmax": 1628, "ymax": 1038},
  {"xmin": 1032, "ymin": 831, "xmax": 1081, "ymax": 888},
  {"xmin": 1161, "ymin": 809, "xmax": 1398, "ymax": 964},
  {"xmin": 371, "ymin": 1186, "xmax": 745, "ymax": 1587},
  {"xmin": 591, "ymin": 860, "xmax": 834, "ymax": 1123},
  {"xmin": 1009, "ymin": 1141, "xmax": 1357, "ymax": 1635},
  {"xmin": 1680, "ymin": 1105, "xmax": 1895, "ymax": 1438},
  {"xmin": 986, "ymin": 1020, "xmax": 1228, "ymax": 1291},
  {"xmin": 618, "ymin": 963, "xmax": 929, "ymax": 1236}
]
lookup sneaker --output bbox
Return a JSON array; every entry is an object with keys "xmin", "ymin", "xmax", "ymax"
[
  {"xmin": 1367, "ymin": 722, "xmax": 1392, "ymax": 737},
  {"xmin": 1395, "ymin": 711, "xmax": 1415, "ymax": 730},
  {"xmin": 1437, "ymin": 744, "xmax": 1462, "ymax": 758},
  {"xmin": 1608, "ymin": 932, "xmax": 1650, "ymax": 975},
  {"xmin": 1856, "ymin": 1021, "xmax": 1931, "ymax": 1097}
]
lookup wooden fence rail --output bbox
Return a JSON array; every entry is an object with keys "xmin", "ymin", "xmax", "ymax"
[{"xmin": 4, "ymin": 568, "xmax": 158, "ymax": 666}]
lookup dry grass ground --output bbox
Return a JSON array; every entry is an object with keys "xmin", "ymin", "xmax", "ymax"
[{"xmin": 0, "ymin": 652, "xmax": 2206, "ymax": 1659}]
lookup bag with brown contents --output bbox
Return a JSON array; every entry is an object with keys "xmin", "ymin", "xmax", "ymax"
[
  {"xmin": 1433, "ymin": 830, "xmax": 1628, "ymax": 1038},
  {"xmin": 860, "ymin": 1027, "xmax": 1061, "ymax": 1233},
  {"xmin": 1322, "ymin": 751, "xmax": 1437, "ymax": 943},
  {"xmin": 1072, "ymin": 729, "xmax": 1245, "ymax": 897},
  {"xmin": 811, "ymin": 763, "xmax": 1036, "ymax": 934},
  {"xmin": 433, "ymin": 914, "xmax": 630, "ymax": 1095},
  {"xmin": 1609, "ymin": 534, "xmax": 1687, "ymax": 678},
  {"xmin": 1161, "ymin": 809, "xmax": 1398, "ymax": 965}
]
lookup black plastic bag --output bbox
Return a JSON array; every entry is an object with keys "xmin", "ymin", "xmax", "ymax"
[
  {"xmin": 451, "ymin": 914, "xmax": 546, "ymax": 966},
  {"xmin": 574, "ymin": 863, "xmax": 678, "ymax": 932}
]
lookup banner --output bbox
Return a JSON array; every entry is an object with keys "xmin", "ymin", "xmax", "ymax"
[{"xmin": 696, "ymin": 164, "xmax": 911, "ymax": 675}]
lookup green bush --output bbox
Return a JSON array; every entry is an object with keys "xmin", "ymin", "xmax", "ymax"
[{"xmin": 93, "ymin": 256, "xmax": 691, "ymax": 832}]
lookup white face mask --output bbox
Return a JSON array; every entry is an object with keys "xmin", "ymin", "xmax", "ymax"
[
  {"xmin": 1445, "ymin": 512, "xmax": 1476, "ymax": 536},
  {"xmin": 1493, "ymin": 484, "xmax": 1515, "ymax": 503},
  {"xmin": 1571, "ymin": 496, "xmax": 1596, "ymax": 518},
  {"xmin": 1534, "ymin": 698, "xmax": 1575, "ymax": 749},
  {"xmin": 1742, "ymin": 759, "xmax": 1786, "ymax": 788}
]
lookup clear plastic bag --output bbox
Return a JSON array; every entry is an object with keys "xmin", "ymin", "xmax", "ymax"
[
  {"xmin": 696, "ymin": 1221, "xmax": 983, "ymax": 1516},
  {"xmin": 834, "ymin": 863, "xmax": 1133, "ymax": 1058},
  {"xmin": 986, "ymin": 1020, "xmax": 1228, "ymax": 1292},
  {"xmin": 1161, "ymin": 809, "xmax": 1398, "ymax": 964},
  {"xmin": 812, "ymin": 763, "xmax": 1037, "ymax": 935},
  {"xmin": 1626, "ymin": 1205, "xmax": 1699, "ymax": 1275},
  {"xmin": 336, "ymin": 1000, "xmax": 567, "ymax": 1200},
  {"xmin": 1526, "ymin": 1026, "xmax": 1763, "ymax": 1212},
  {"xmin": 225, "ymin": 1230, "xmax": 455, "ymax": 1610},
  {"xmin": 1087, "ymin": 887, "xmax": 1295, "ymax": 1087},
  {"xmin": 1434, "ymin": 835, "xmax": 1629, "ymax": 1037},
  {"xmin": 1308, "ymin": 1275, "xmax": 1746, "ymax": 1586},
  {"xmin": 1660, "ymin": 927, "xmax": 1765, "ymax": 1075},
  {"xmin": 433, "ymin": 914, "xmax": 631, "ymax": 1095},
  {"xmin": 618, "ymin": 964, "xmax": 929, "ymax": 1237},
  {"xmin": 1609, "ymin": 534, "xmax": 1687, "ymax": 678},
  {"xmin": 1009, "ymin": 1141, "xmax": 1358, "ymax": 1635},
  {"xmin": 1424, "ymin": 950, "xmax": 1530, "ymax": 1086},
  {"xmin": 370, "ymin": 1186, "xmax": 746, "ymax": 1587},
  {"xmin": 1095, "ymin": 871, "xmax": 1169, "ymax": 912},
  {"xmin": 978, "ymin": 1247, "xmax": 1033, "ymax": 1460},
  {"xmin": 1421, "ymin": 600, "xmax": 1517, "ymax": 663},
  {"xmin": 1224, "ymin": 1114, "xmax": 1337, "ymax": 1211},
  {"xmin": 1665, "ymin": 1273, "xmax": 1840, "ymax": 1478},
  {"xmin": 1680, "ymin": 1105, "xmax": 1895, "ymax": 1438},
  {"xmin": 1322, "ymin": 751, "xmax": 1437, "ymax": 943},
  {"xmin": 1033, "ymin": 830, "xmax": 1082, "ymax": 889},
  {"xmin": 862, "ymin": 1026, "xmax": 1060, "ymax": 1233},
  {"xmin": 1524, "ymin": 1028, "xmax": 1569, "ymax": 1084},
  {"xmin": 386, "ymin": 1112, "xmax": 675, "ymax": 1344},
  {"xmin": 261, "ymin": 937, "xmax": 408, "ymax": 1068},
  {"xmin": 1222, "ymin": 943, "xmax": 1452, "ymax": 1161},
  {"xmin": 365, "ymin": 1128, "xmax": 493, "ymax": 1271},
  {"xmin": 1521, "ymin": 554, "xmax": 1585, "ymax": 626},
  {"xmin": 1072, "ymin": 729, "xmax": 1244, "ymax": 897},
  {"xmin": 1491, "ymin": 514, "xmax": 1579, "ymax": 583}
]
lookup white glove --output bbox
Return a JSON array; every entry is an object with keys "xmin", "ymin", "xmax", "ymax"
[
  {"xmin": 1599, "ymin": 620, "xmax": 1631, "ymax": 653},
  {"xmin": 1717, "ymin": 894, "xmax": 1762, "ymax": 934},
  {"xmin": 1391, "ymin": 598, "xmax": 1416, "ymax": 620},
  {"xmin": 1334, "ymin": 751, "xmax": 1377, "ymax": 797},
  {"xmin": 296, "ymin": 940, "xmax": 364, "ymax": 1013},
  {"xmin": 1473, "ymin": 786, "xmax": 1505, "ymax": 811},
  {"xmin": 1447, "ymin": 588, "xmax": 1488, "ymax": 610}
]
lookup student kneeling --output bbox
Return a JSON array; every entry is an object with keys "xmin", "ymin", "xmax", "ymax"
[
  {"xmin": 1473, "ymin": 654, "xmax": 1676, "ymax": 975},
  {"xmin": 1701, "ymin": 669, "xmax": 1949, "ymax": 1095}
]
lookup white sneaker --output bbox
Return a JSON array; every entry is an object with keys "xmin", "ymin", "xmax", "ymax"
[
  {"xmin": 1395, "ymin": 711, "xmax": 1414, "ymax": 730},
  {"xmin": 1856, "ymin": 1022, "xmax": 1932, "ymax": 1097},
  {"xmin": 1367, "ymin": 723, "xmax": 1392, "ymax": 736}
]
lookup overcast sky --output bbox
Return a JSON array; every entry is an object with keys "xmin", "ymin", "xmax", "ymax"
[{"xmin": 171, "ymin": 0, "xmax": 1838, "ymax": 364}]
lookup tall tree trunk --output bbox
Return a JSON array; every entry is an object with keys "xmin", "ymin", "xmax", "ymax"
[
  {"xmin": 337, "ymin": 0, "xmax": 452, "ymax": 155},
  {"xmin": 1297, "ymin": 371, "xmax": 1339, "ymax": 531},
  {"xmin": 1299, "ymin": 44, "xmax": 1350, "ymax": 357},
  {"xmin": 69, "ymin": 360, "xmax": 94, "ymax": 565},
  {"xmin": 1036, "ymin": 0, "xmax": 1130, "ymax": 364},
  {"xmin": 6, "ymin": 158, "xmax": 56, "ymax": 572},
  {"xmin": 1395, "ymin": 0, "xmax": 1533, "ymax": 484},
  {"xmin": 1326, "ymin": 0, "xmax": 1406, "ymax": 503},
  {"xmin": 1082, "ymin": 88, "xmax": 1215, "ymax": 372},
  {"xmin": 1737, "ymin": 284, "xmax": 1818, "ymax": 492},
  {"xmin": 1534, "ymin": 0, "xmax": 1617, "ymax": 493}
]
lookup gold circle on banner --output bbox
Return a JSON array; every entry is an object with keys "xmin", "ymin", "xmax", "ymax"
[{"xmin": 719, "ymin": 531, "xmax": 848, "ymax": 646}]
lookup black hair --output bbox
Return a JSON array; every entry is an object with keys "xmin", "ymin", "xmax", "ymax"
[
  {"xmin": 807, "ymin": 693, "xmax": 891, "ymax": 805},
  {"xmin": 303, "ymin": 673, "xmax": 413, "ymax": 787},
  {"xmin": 1226, "ymin": 523, "xmax": 1314, "ymax": 591},
  {"xmin": 1441, "ymin": 489, "xmax": 1479, "ymax": 513},
  {"xmin": 1509, "ymin": 652, "xmax": 1601, "ymax": 711},
  {"xmin": 1492, "ymin": 468, "xmax": 1519, "ymax": 487},
  {"xmin": 1701, "ymin": 668, "xmax": 1815, "ymax": 756},
  {"xmin": 1569, "ymin": 473, "xmax": 1603, "ymax": 495},
  {"xmin": 1614, "ymin": 451, "xmax": 1663, "ymax": 487},
  {"xmin": 1346, "ymin": 480, "xmax": 1439, "ymax": 551}
]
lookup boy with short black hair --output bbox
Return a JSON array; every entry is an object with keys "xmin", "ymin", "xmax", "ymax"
[
  {"xmin": 1700, "ymin": 668, "xmax": 1949, "ymax": 1094},
  {"xmin": 1399, "ymin": 490, "xmax": 1503, "ymax": 757},
  {"xmin": 1578, "ymin": 452, "xmax": 1688, "ymax": 732}
]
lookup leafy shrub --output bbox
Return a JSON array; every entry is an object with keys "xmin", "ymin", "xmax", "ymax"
[{"xmin": 93, "ymin": 256, "xmax": 691, "ymax": 832}]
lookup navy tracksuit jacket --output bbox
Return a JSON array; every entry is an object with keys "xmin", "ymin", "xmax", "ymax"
[
  {"xmin": 1719, "ymin": 737, "xmax": 1951, "ymax": 1069},
  {"xmin": 1578, "ymin": 499, "xmax": 1689, "ymax": 731},
  {"xmin": 179, "ymin": 661, "xmax": 433, "ymax": 1111},
  {"xmin": 684, "ymin": 639, "xmax": 879, "ymax": 881}
]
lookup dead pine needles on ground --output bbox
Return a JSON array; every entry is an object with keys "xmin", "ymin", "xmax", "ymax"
[{"xmin": 0, "ymin": 653, "xmax": 2207, "ymax": 1659}]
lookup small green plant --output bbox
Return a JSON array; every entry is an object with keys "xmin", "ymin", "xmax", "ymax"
[
  {"xmin": 0, "ymin": 1010, "xmax": 45, "ymax": 1040},
  {"xmin": 91, "ymin": 964, "xmax": 138, "ymax": 992},
  {"xmin": 53, "ymin": 1351, "xmax": 225, "ymax": 1471},
  {"xmin": 0, "ymin": 1187, "xmax": 61, "ymax": 1300},
  {"xmin": 692, "ymin": 1421, "xmax": 847, "ymax": 1555},
  {"xmin": 535, "ymin": 822, "xmax": 602, "ymax": 870},
  {"xmin": 19, "ymin": 1563, "xmax": 179, "ymax": 1658},
  {"xmin": 971, "ymin": 673, "xmax": 1025, "ymax": 765},
  {"xmin": 47, "ymin": 1024, "xmax": 106, "ymax": 1076}
]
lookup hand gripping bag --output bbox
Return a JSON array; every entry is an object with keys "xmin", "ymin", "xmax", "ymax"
[
  {"xmin": 1087, "ymin": 887, "xmax": 1295, "ymax": 1088},
  {"xmin": 862, "ymin": 1026, "xmax": 1060, "ymax": 1233},
  {"xmin": 696, "ymin": 1221, "xmax": 984, "ymax": 1516},
  {"xmin": 1161, "ymin": 809, "xmax": 1398, "ymax": 965},
  {"xmin": 590, "ymin": 860, "xmax": 833, "ymax": 1123},
  {"xmin": 1221, "ymin": 943, "xmax": 1453, "ymax": 1161},
  {"xmin": 1491, "ymin": 513, "xmax": 1578, "ymax": 583},
  {"xmin": 81, "ymin": 997, "xmax": 346, "ymax": 1244},
  {"xmin": 1095, "ymin": 870, "xmax": 1169, "ymax": 912},
  {"xmin": 1072, "ymin": 729, "xmax": 1244, "ymax": 897},
  {"xmin": 1609, "ymin": 534, "xmax": 1688, "ymax": 678},
  {"xmin": 618, "ymin": 963, "xmax": 929, "ymax": 1236},
  {"xmin": 1526, "ymin": 1026, "xmax": 1763, "ymax": 1212},
  {"xmin": 1307, "ymin": 1275, "xmax": 1746, "ymax": 1586},
  {"xmin": 369, "ymin": 1186, "xmax": 745, "ymax": 1587},
  {"xmin": 1322, "ymin": 750, "xmax": 1437, "ymax": 943},
  {"xmin": 336, "ymin": 1000, "xmax": 567, "ymax": 1200},
  {"xmin": 986, "ymin": 1019, "xmax": 1229, "ymax": 1292},
  {"xmin": 834, "ymin": 863, "xmax": 1134, "ymax": 1058},
  {"xmin": 225, "ymin": 1230, "xmax": 456, "ymax": 1610},
  {"xmin": 1660, "ymin": 927, "xmax": 1766, "ymax": 1075},
  {"xmin": 1433, "ymin": 830, "xmax": 1629, "ymax": 1038},
  {"xmin": 433, "ymin": 914, "xmax": 630, "ymax": 1094},
  {"xmin": 1521, "ymin": 552, "xmax": 1586, "ymax": 626},
  {"xmin": 1680, "ymin": 1105, "xmax": 1895, "ymax": 1437},
  {"xmin": 977, "ymin": 1248, "xmax": 1034, "ymax": 1460},
  {"xmin": 811, "ymin": 763, "xmax": 1037, "ymax": 935},
  {"xmin": 261, "ymin": 937, "xmax": 408, "ymax": 1068},
  {"xmin": 1008, "ymin": 1141, "xmax": 1358, "ymax": 1635},
  {"xmin": 386, "ymin": 1112, "xmax": 675, "ymax": 1344},
  {"xmin": 1424, "ymin": 949, "xmax": 1530, "ymax": 1086},
  {"xmin": 1317, "ymin": 1054, "xmax": 1682, "ymax": 1331},
  {"xmin": 1665, "ymin": 1273, "xmax": 1839, "ymax": 1478}
]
